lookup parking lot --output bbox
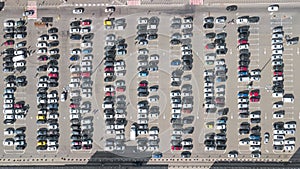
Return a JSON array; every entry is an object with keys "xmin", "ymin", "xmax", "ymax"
[{"xmin": 0, "ymin": 1, "xmax": 300, "ymax": 165}]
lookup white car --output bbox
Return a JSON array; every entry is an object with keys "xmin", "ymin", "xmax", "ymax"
[
  {"xmin": 4, "ymin": 128, "xmax": 14, "ymax": 135},
  {"xmin": 81, "ymin": 41, "xmax": 92, "ymax": 48},
  {"xmin": 150, "ymin": 55, "xmax": 159, "ymax": 61},
  {"xmin": 273, "ymin": 76, "xmax": 283, "ymax": 81},
  {"xmin": 204, "ymin": 70, "xmax": 213, "ymax": 76},
  {"xmin": 70, "ymin": 65, "xmax": 81, "ymax": 72},
  {"xmin": 284, "ymin": 122, "xmax": 296, "ymax": 129},
  {"xmin": 49, "ymin": 34, "xmax": 58, "ymax": 40},
  {"xmin": 239, "ymin": 44, "xmax": 249, "ymax": 50},
  {"xmin": 138, "ymin": 17, "xmax": 148, "ymax": 24},
  {"xmin": 81, "ymin": 61, "xmax": 92, "ymax": 66},
  {"xmin": 284, "ymin": 145, "xmax": 295, "ymax": 151},
  {"xmin": 236, "ymin": 18, "xmax": 248, "ymax": 24},
  {"xmin": 170, "ymin": 91, "xmax": 181, "ymax": 97},
  {"xmin": 14, "ymin": 61, "xmax": 25, "ymax": 67},
  {"xmin": 250, "ymin": 113, "xmax": 260, "ymax": 118},
  {"xmin": 37, "ymin": 42, "xmax": 47, "ymax": 47},
  {"xmin": 272, "ymin": 60, "xmax": 283, "ymax": 66},
  {"xmin": 273, "ymin": 112, "xmax": 284, "ymax": 118},
  {"xmin": 238, "ymin": 98, "xmax": 248, "ymax": 103},
  {"xmin": 104, "ymin": 85, "xmax": 115, "ymax": 92},
  {"xmin": 284, "ymin": 138, "xmax": 295, "ymax": 145},
  {"xmin": 268, "ymin": 4, "xmax": 279, "ymax": 12},
  {"xmin": 272, "ymin": 33, "xmax": 283, "ymax": 39},
  {"xmin": 272, "ymin": 44, "xmax": 283, "ymax": 50},
  {"xmin": 272, "ymin": 49, "xmax": 283, "ymax": 55},
  {"xmin": 204, "ymin": 87, "xmax": 213, "ymax": 93},
  {"xmin": 272, "ymin": 38, "xmax": 283, "ymax": 44},
  {"xmin": 285, "ymin": 129, "xmax": 295, "ymax": 135},
  {"xmin": 70, "ymin": 27, "xmax": 81, "ymax": 33},
  {"xmin": 249, "ymin": 145, "xmax": 261, "ymax": 151},
  {"xmin": 204, "ymin": 92, "xmax": 213, "ymax": 97},
  {"xmin": 73, "ymin": 8, "xmax": 84, "ymax": 14},
  {"xmin": 273, "ymin": 102, "xmax": 283, "ymax": 108},
  {"xmin": 215, "ymin": 59, "xmax": 225, "ymax": 65},
  {"xmin": 238, "ymin": 104, "xmax": 248, "ymax": 109},
  {"xmin": 204, "ymin": 82, "xmax": 213, "ymax": 87},
  {"xmin": 272, "ymin": 55, "xmax": 282, "ymax": 60},
  {"xmin": 250, "ymin": 70, "xmax": 261, "ymax": 76},
  {"xmin": 181, "ymin": 23, "xmax": 192, "ymax": 29},
  {"xmin": 47, "ymin": 66, "xmax": 58, "ymax": 72},
  {"xmin": 272, "ymin": 92, "xmax": 283, "ymax": 98},
  {"xmin": 3, "ymin": 139, "xmax": 14, "ymax": 146}
]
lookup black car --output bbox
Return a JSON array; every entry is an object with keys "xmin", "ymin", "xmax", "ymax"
[
  {"xmin": 240, "ymin": 53, "xmax": 250, "ymax": 60},
  {"xmin": 4, "ymin": 119, "xmax": 16, "ymax": 124},
  {"xmin": 37, "ymin": 65, "xmax": 47, "ymax": 72},
  {"xmin": 36, "ymin": 145, "xmax": 47, "ymax": 150},
  {"xmin": 3, "ymin": 67, "xmax": 14, "ymax": 72},
  {"xmin": 37, "ymin": 103, "xmax": 47, "ymax": 109},
  {"xmin": 3, "ymin": 33, "xmax": 14, "ymax": 39},
  {"xmin": 205, "ymin": 32, "xmax": 216, "ymax": 39},
  {"xmin": 216, "ymin": 32, "xmax": 227, "ymax": 39},
  {"xmin": 237, "ymin": 25, "xmax": 250, "ymax": 33},
  {"xmin": 239, "ymin": 128, "xmax": 250, "ymax": 135},
  {"xmin": 48, "ymin": 27, "xmax": 58, "ymax": 33},
  {"xmin": 249, "ymin": 16, "xmax": 260, "ymax": 23},
  {"xmin": 204, "ymin": 139, "xmax": 215, "ymax": 146},
  {"xmin": 273, "ymin": 65, "xmax": 284, "ymax": 71},
  {"xmin": 49, "ymin": 82, "xmax": 59, "ymax": 87},
  {"xmin": 70, "ymin": 21, "xmax": 81, "ymax": 27},
  {"xmin": 38, "ymin": 55, "xmax": 49, "ymax": 61},
  {"xmin": 50, "ymin": 54, "xmax": 60, "ymax": 60},
  {"xmin": 250, "ymin": 118, "xmax": 261, "ymax": 123},
  {"xmin": 16, "ymin": 26, "xmax": 26, "ymax": 32},
  {"xmin": 82, "ymin": 33, "xmax": 94, "ymax": 41},
  {"xmin": 170, "ymin": 39, "xmax": 181, "ymax": 45},
  {"xmin": 148, "ymin": 33, "xmax": 158, "ymax": 40},
  {"xmin": 70, "ymin": 34, "xmax": 81, "ymax": 40},
  {"xmin": 214, "ymin": 38, "xmax": 225, "ymax": 44},
  {"xmin": 216, "ymin": 145, "xmax": 226, "ymax": 150},
  {"xmin": 239, "ymin": 60, "xmax": 250, "ymax": 66},
  {"xmin": 203, "ymin": 23, "xmax": 214, "ymax": 29},
  {"xmin": 5, "ymin": 75, "xmax": 16, "ymax": 82},
  {"xmin": 104, "ymin": 76, "xmax": 115, "ymax": 82},
  {"xmin": 251, "ymin": 125, "xmax": 261, "ymax": 133},
  {"xmin": 239, "ymin": 32, "xmax": 250, "ymax": 39},
  {"xmin": 216, "ymin": 49, "xmax": 227, "ymax": 55},
  {"xmin": 3, "ymin": 61, "xmax": 13, "ymax": 67},
  {"xmin": 48, "ymin": 60, "xmax": 58, "ymax": 66},
  {"xmin": 138, "ymin": 92, "xmax": 149, "ymax": 97},
  {"xmin": 226, "ymin": 5, "xmax": 238, "ymax": 11},
  {"xmin": 181, "ymin": 151, "xmax": 191, "ymax": 158},
  {"xmin": 48, "ymin": 41, "xmax": 59, "ymax": 47}
]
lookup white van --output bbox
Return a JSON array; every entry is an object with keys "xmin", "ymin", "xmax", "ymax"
[
  {"xmin": 282, "ymin": 97, "xmax": 294, "ymax": 103},
  {"xmin": 130, "ymin": 125, "xmax": 137, "ymax": 140},
  {"xmin": 12, "ymin": 55, "xmax": 25, "ymax": 62}
]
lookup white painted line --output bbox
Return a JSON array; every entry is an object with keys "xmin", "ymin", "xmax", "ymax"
[
  {"xmin": 285, "ymin": 80, "xmax": 293, "ymax": 82},
  {"xmin": 284, "ymin": 59, "xmax": 293, "ymax": 61},
  {"xmin": 285, "ymin": 75, "xmax": 294, "ymax": 77},
  {"xmin": 284, "ymin": 48, "xmax": 293, "ymax": 51},
  {"xmin": 264, "ymin": 48, "xmax": 266, "ymax": 54},
  {"xmin": 297, "ymin": 48, "xmax": 299, "ymax": 54},
  {"xmin": 285, "ymin": 69, "xmax": 293, "ymax": 71},
  {"xmin": 284, "ymin": 27, "xmax": 293, "ymax": 30},
  {"xmin": 250, "ymin": 43, "xmax": 259, "ymax": 46},
  {"xmin": 285, "ymin": 85, "xmax": 293, "ymax": 88}
]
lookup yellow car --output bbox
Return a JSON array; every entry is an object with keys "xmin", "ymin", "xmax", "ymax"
[
  {"xmin": 104, "ymin": 19, "xmax": 112, "ymax": 26},
  {"xmin": 37, "ymin": 141, "xmax": 46, "ymax": 146},
  {"xmin": 206, "ymin": 122, "xmax": 214, "ymax": 129},
  {"xmin": 36, "ymin": 115, "xmax": 45, "ymax": 120}
]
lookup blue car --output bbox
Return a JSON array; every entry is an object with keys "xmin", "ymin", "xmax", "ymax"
[
  {"xmin": 152, "ymin": 152, "xmax": 162, "ymax": 158},
  {"xmin": 238, "ymin": 92, "xmax": 248, "ymax": 98},
  {"xmin": 139, "ymin": 71, "xmax": 148, "ymax": 77},
  {"xmin": 249, "ymin": 134, "xmax": 260, "ymax": 140},
  {"xmin": 238, "ymin": 71, "xmax": 248, "ymax": 76},
  {"xmin": 70, "ymin": 55, "xmax": 79, "ymax": 61},
  {"xmin": 82, "ymin": 48, "xmax": 92, "ymax": 54},
  {"xmin": 171, "ymin": 59, "xmax": 181, "ymax": 66}
]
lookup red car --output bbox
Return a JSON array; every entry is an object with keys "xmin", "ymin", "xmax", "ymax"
[
  {"xmin": 139, "ymin": 81, "xmax": 148, "ymax": 87},
  {"xmin": 250, "ymin": 97, "xmax": 260, "ymax": 102},
  {"xmin": 105, "ymin": 91, "xmax": 115, "ymax": 96},
  {"xmin": 116, "ymin": 87, "xmax": 125, "ymax": 92},
  {"xmin": 48, "ymin": 72, "xmax": 58, "ymax": 78},
  {"xmin": 104, "ymin": 66, "xmax": 114, "ymax": 72},
  {"xmin": 81, "ymin": 20, "xmax": 91, "ymax": 26},
  {"xmin": 171, "ymin": 145, "xmax": 182, "ymax": 150},
  {"xmin": 238, "ymin": 66, "xmax": 248, "ymax": 71},
  {"xmin": 238, "ymin": 39, "xmax": 248, "ymax": 44},
  {"xmin": 182, "ymin": 108, "xmax": 192, "ymax": 114},
  {"xmin": 69, "ymin": 103, "xmax": 79, "ymax": 108},
  {"xmin": 81, "ymin": 72, "xmax": 91, "ymax": 77},
  {"xmin": 14, "ymin": 103, "xmax": 23, "ymax": 108},
  {"xmin": 250, "ymin": 91, "xmax": 259, "ymax": 97},
  {"xmin": 274, "ymin": 71, "xmax": 283, "ymax": 76},
  {"xmin": 4, "ymin": 40, "xmax": 14, "ymax": 46}
]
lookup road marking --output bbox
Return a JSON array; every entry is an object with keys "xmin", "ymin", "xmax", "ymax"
[
  {"xmin": 284, "ymin": 48, "xmax": 293, "ymax": 51},
  {"xmin": 264, "ymin": 48, "xmax": 266, "ymax": 54},
  {"xmin": 285, "ymin": 74, "xmax": 293, "ymax": 77},
  {"xmin": 297, "ymin": 48, "xmax": 299, "ymax": 55}
]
